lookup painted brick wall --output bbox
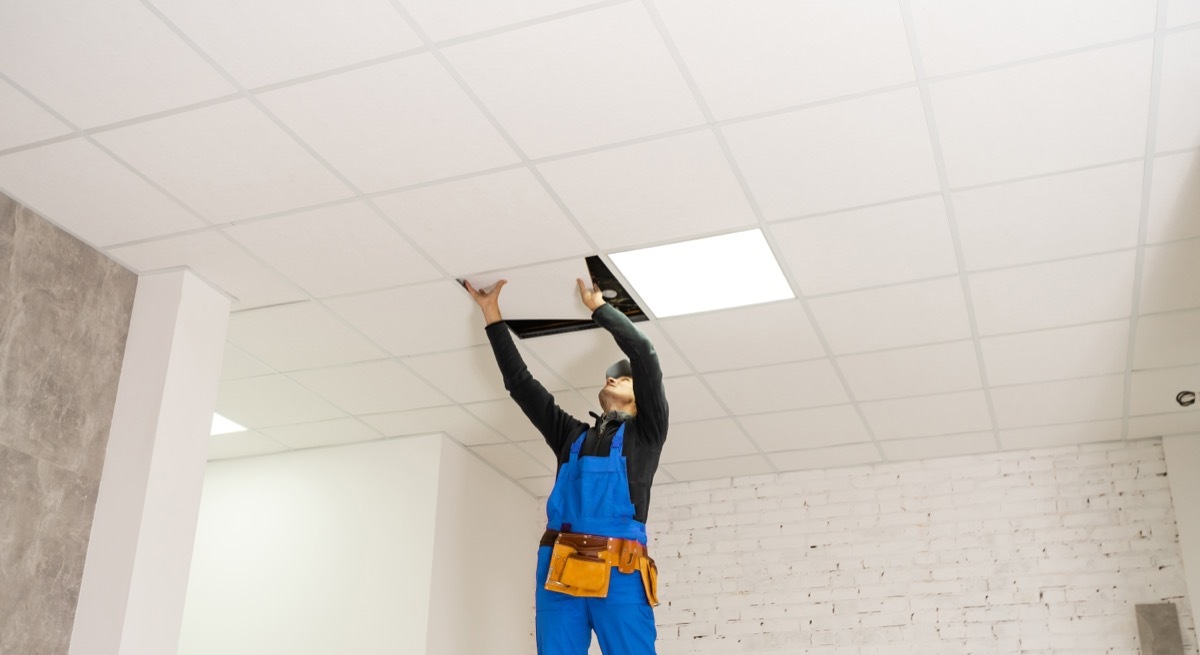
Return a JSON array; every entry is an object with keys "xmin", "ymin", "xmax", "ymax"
[{"xmin": 647, "ymin": 438, "xmax": 1195, "ymax": 655}]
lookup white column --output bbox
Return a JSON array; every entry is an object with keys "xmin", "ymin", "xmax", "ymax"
[
  {"xmin": 69, "ymin": 270, "xmax": 230, "ymax": 655},
  {"xmin": 1164, "ymin": 434, "xmax": 1200, "ymax": 635}
]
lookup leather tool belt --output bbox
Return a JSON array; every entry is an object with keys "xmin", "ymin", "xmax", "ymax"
[{"xmin": 541, "ymin": 529, "xmax": 659, "ymax": 606}]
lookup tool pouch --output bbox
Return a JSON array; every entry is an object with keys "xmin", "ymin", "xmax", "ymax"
[
  {"xmin": 639, "ymin": 555, "xmax": 659, "ymax": 606},
  {"xmin": 544, "ymin": 541, "xmax": 611, "ymax": 598}
]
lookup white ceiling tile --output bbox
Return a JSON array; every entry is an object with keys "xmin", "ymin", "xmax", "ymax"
[
  {"xmin": 771, "ymin": 196, "xmax": 957, "ymax": 296},
  {"xmin": 1130, "ymin": 366, "xmax": 1200, "ymax": 416},
  {"xmin": 225, "ymin": 302, "xmax": 386, "ymax": 372},
  {"xmin": 1168, "ymin": 0, "xmax": 1200, "ymax": 27},
  {"xmin": 0, "ymin": 0, "xmax": 233, "ymax": 127},
  {"xmin": 216, "ymin": 375, "xmax": 346, "ymax": 428},
  {"xmin": 0, "ymin": 139, "xmax": 205, "ymax": 247},
  {"xmin": 1147, "ymin": 152, "xmax": 1200, "ymax": 244},
  {"xmin": 909, "ymin": 0, "xmax": 1157, "ymax": 77},
  {"xmin": 537, "ymin": 131, "xmax": 757, "ymax": 250},
  {"xmin": 663, "ymin": 454, "xmax": 773, "ymax": 482},
  {"xmin": 94, "ymin": 100, "xmax": 352, "ymax": 221},
  {"xmin": 1156, "ymin": 29, "xmax": 1200, "ymax": 152},
  {"xmin": 1128, "ymin": 412, "xmax": 1200, "ymax": 439},
  {"xmin": 224, "ymin": 202, "xmax": 439, "ymax": 298},
  {"xmin": 220, "ymin": 343, "xmax": 274, "ymax": 381},
  {"xmin": 522, "ymin": 322, "xmax": 690, "ymax": 388},
  {"xmin": 515, "ymin": 438, "xmax": 559, "ymax": 473},
  {"xmin": 0, "ymin": 79, "xmax": 70, "ymax": 150},
  {"xmin": 654, "ymin": 0, "xmax": 913, "ymax": 120},
  {"xmin": 150, "ymin": 0, "xmax": 420, "ymax": 88},
  {"xmin": 860, "ymin": 390, "xmax": 993, "ymax": 440},
  {"xmin": 982, "ymin": 321, "xmax": 1130, "ymax": 386},
  {"xmin": 723, "ymin": 88, "xmax": 940, "ymax": 219},
  {"xmin": 517, "ymin": 476, "xmax": 555, "ymax": 498},
  {"xmin": 1135, "ymin": 310, "xmax": 1200, "ymax": 369},
  {"xmin": 442, "ymin": 4, "xmax": 704, "ymax": 158},
  {"xmin": 399, "ymin": 0, "xmax": 598, "ymax": 41},
  {"xmin": 654, "ymin": 376, "xmax": 727, "ymax": 423},
  {"xmin": 703, "ymin": 361, "xmax": 847, "ymax": 415},
  {"xmin": 930, "ymin": 41, "xmax": 1153, "ymax": 188},
  {"xmin": 471, "ymin": 443, "xmax": 553, "ymax": 479},
  {"xmin": 808, "ymin": 277, "xmax": 971, "ymax": 354},
  {"xmin": 838, "ymin": 341, "xmax": 981, "ymax": 402},
  {"xmin": 258, "ymin": 56, "xmax": 519, "ymax": 192},
  {"xmin": 953, "ymin": 162, "xmax": 1143, "ymax": 270},
  {"xmin": 737, "ymin": 405, "xmax": 870, "ymax": 453},
  {"xmin": 324, "ymin": 280, "xmax": 487, "ymax": 356},
  {"xmin": 358, "ymin": 405, "xmax": 505, "ymax": 446},
  {"xmin": 659, "ymin": 301, "xmax": 824, "ymax": 373},
  {"xmin": 373, "ymin": 168, "xmax": 589, "ymax": 276},
  {"xmin": 463, "ymin": 398, "xmax": 543, "ymax": 442},
  {"xmin": 769, "ymin": 444, "xmax": 880, "ymax": 473},
  {"xmin": 208, "ymin": 430, "xmax": 288, "ymax": 460},
  {"xmin": 991, "ymin": 375, "xmax": 1126, "ymax": 429},
  {"xmin": 406, "ymin": 345, "xmax": 566, "ymax": 404},
  {"xmin": 969, "ymin": 251, "xmax": 1136, "ymax": 336},
  {"xmin": 288, "ymin": 360, "xmax": 451, "ymax": 415},
  {"xmin": 1000, "ymin": 420, "xmax": 1123, "ymax": 451},
  {"xmin": 659, "ymin": 419, "xmax": 759, "ymax": 464},
  {"xmin": 107, "ymin": 231, "xmax": 305, "ymax": 310},
  {"xmin": 880, "ymin": 432, "xmax": 995, "ymax": 461},
  {"xmin": 1140, "ymin": 240, "xmax": 1200, "ymax": 314},
  {"xmin": 261, "ymin": 418, "xmax": 384, "ymax": 450}
]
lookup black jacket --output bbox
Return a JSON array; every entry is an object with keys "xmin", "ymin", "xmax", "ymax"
[{"xmin": 485, "ymin": 304, "xmax": 668, "ymax": 524}]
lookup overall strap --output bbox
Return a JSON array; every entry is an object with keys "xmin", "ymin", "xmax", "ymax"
[
  {"xmin": 567, "ymin": 431, "xmax": 587, "ymax": 462},
  {"xmin": 610, "ymin": 423, "xmax": 626, "ymax": 455}
]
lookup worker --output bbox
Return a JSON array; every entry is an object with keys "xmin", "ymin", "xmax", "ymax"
[{"xmin": 465, "ymin": 278, "xmax": 668, "ymax": 655}]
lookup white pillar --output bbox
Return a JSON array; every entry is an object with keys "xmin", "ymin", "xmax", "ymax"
[
  {"xmin": 69, "ymin": 270, "xmax": 230, "ymax": 655},
  {"xmin": 1164, "ymin": 434, "xmax": 1200, "ymax": 635}
]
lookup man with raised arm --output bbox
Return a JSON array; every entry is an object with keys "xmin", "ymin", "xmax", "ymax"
[{"xmin": 465, "ymin": 278, "xmax": 668, "ymax": 655}]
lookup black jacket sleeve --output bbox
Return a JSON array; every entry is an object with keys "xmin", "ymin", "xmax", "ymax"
[
  {"xmin": 592, "ymin": 304, "xmax": 669, "ymax": 447},
  {"xmin": 486, "ymin": 321, "xmax": 589, "ymax": 455}
]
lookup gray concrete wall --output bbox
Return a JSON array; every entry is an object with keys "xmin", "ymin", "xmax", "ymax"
[{"xmin": 0, "ymin": 192, "xmax": 137, "ymax": 655}]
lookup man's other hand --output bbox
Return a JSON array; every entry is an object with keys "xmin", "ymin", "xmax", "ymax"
[
  {"xmin": 577, "ymin": 278, "xmax": 606, "ymax": 312},
  {"xmin": 464, "ymin": 279, "xmax": 506, "ymax": 325}
]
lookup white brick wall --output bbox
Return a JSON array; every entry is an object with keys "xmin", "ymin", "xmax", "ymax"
[{"xmin": 646, "ymin": 439, "xmax": 1196, "ymax": 655}]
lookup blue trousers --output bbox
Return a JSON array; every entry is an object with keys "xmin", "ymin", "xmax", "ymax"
[{"xmin": 535, "ymin": 546, "xmax": 658, "ymax": 655}]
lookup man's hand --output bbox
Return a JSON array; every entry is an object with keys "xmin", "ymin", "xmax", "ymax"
[
  {"xmin": 577, "ymin": 278, "xmax": 606, "ymax": 312},
  {"xmin": 464, "ymin": 279, "xmax": 507, "ymax": 325}
]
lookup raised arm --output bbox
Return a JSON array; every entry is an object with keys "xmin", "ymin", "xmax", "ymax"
[
  {"xmin": 577, "ymin": 279, "xmax": 669, "ymax": 446},
  {"xmin": 466, "ymin": 280, "xmax": 588, "ymax": 454}
]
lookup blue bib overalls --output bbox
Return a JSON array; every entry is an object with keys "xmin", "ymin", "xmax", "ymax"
[{"xmin": 535, "ymin": 424, "xmax": 657, "ymax": 654}]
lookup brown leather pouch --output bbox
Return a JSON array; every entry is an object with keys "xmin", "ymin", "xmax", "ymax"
[
  {"xmin": 544, "ymin": 540, "xmax": 611, "ymax": 598},
  {"xmin": 639, "ymin": 555, "xmax": 659, "ymax": 606}
]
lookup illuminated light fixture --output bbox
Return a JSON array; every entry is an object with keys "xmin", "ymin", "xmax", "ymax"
[
  {"xmin": 210, "ymin": 413, "xmax": 246, "ymax": 435},
  {"xmin": 609, "ymin": 229, "xmax": 794, "ymax": 318}
]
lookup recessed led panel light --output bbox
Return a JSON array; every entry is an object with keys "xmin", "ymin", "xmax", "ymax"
[
  {"xmin": 609, "ymin": 229, "xmax": 794, "ymax": 318},
  {"xmin": 210, "ymin": 413, "xmax": 247, "ymax": 435}
]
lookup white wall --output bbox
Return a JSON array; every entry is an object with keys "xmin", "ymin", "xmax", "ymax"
[
  {"xmin": 425, "ymin": 438, "xmax": 539, "ymax": 654},
  {"xmin": 648, "ymin": 439, "xmax": 1195, "ymax": 655},
  {"xmin": 1165, "ymin": 434, "xmax": 1200, "ymax": 637},
  {"xmin": 178, "ymin": 435, "xmax": 444, "ymax": 655}
]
